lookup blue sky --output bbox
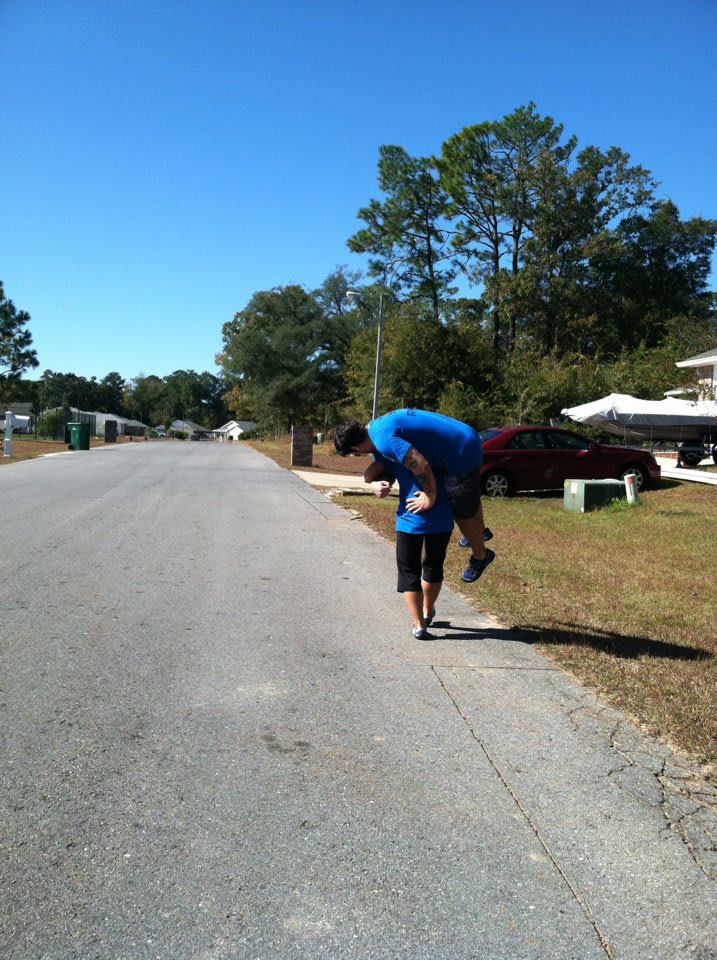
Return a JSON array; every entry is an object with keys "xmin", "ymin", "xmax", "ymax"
[{"xmin": 1, "ymin": 0, "xmax": 716, "ymax": 383}]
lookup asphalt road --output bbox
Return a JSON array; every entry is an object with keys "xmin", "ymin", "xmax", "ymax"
[{"xmin": 1, "ymin": 441, "xmax": 716, "ymax": 960}]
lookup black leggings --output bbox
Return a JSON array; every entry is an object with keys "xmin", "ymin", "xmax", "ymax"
[{"xmin": 395, "ymin": 530, "xmax": 453, "ymax": 593}]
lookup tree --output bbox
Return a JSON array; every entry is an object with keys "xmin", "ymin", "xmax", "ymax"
[
  {"xmin": 161, "ymin": 370, "xmax": 226, "ymax": 427},
  {"xmin": 343, "ymin": 301, "xmax": 468, "ymax": 416},
  {"xmin": 585, "ymin": 200, "xmax": 717, "ymax": 353},
  {"xmin": 438, "ymin": 103, "xmax": 575, "ymax": 350},
  {"xmin": 219, "ymin": 285, "xmax": 346, "ymax": 429},
  {"xmin": 38, "ymin": 370, "xmax": 86, "ymax": 410},
  {"xmin": 347, "ymin": 146, "xmax": 455, "ymax": 320},
  {"xmin": 489, "ymin": 349, "xmax": 610, "ymax": 425},
  {"xmin": 223, "ymin": 383, "xmax": 255, "ymax": 421},
  {"xmin": 1, "ymin": 281, "xmax": 39, "ymax": 380},
  {"xmin": 0, "ymin": 375, "xmax": 38, "ymax": 408},
  {"xmin": 438, "ymin": 105, "xmax": 660, "ymax": 356},
  {"xmin": 125, "ymin": 375, "xmax": 168, "ymax": 425},
  {"xmin": 311, "ymin": 266, "xmax": 369, "ymax": 367},
  {"xmin": 514, "ymin": 144, "xmax": 656, "ymax": 356},
  {"xmin": 98, "ymin": 372, "xmax": 127, "ymax": 414}
]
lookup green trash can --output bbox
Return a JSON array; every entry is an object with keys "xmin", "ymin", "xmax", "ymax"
[{"xmin": 67, "ymin": 422, "xmax": 91, "ymax": 451}]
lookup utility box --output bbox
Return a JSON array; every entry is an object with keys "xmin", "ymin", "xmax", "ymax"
[{"xmin": 564, "ymin": 478, "xmax": 626, "ymax": 513}]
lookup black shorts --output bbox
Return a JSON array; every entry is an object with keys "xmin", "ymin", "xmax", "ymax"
[
  {"xmin": 395, "ymin": 530, "xmax": 452, "ymax": 593},
  {"xmin": 444, "ymin": 467, "xmax": 482, "ymax": 520}
]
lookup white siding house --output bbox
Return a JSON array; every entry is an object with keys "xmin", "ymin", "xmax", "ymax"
[
  {"xmin": 214, "ymin": 420, "xmax": 256, "ymax": 441},
  {"xmin": 675, "ymin": 349, "xmax": 717, "ymax": 399}
]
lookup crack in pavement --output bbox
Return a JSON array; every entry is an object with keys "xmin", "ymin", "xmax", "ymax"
[
  {"xmin": 432, "ymin": 665, "xmax": 618, "ymax": 960},
  {"xmin": 563, "ymin": 694, "xmax": 717, "ymax": 879}
]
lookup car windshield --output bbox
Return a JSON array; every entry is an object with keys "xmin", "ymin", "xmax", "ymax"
[{"xmin": 479, "ymin": 429, "xmax": 503, "ymax": 442}]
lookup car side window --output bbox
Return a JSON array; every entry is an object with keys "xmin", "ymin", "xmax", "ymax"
[
  {"xmin": 505, "ymin": 431, "xmax": 549, "ymax": 450},
  {"xmin": 548, "ymin": 431, "xmax": 591, "ymax": 451}
]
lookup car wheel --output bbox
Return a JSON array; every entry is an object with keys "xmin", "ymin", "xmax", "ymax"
[
  {"xmin": 712, "ymin": 444, "xmax": 717, "ymax": 466},
  {"xmin": 620, "ymin": 464, "xmax": 648, "ymax": 490},
  {"xmin": 482, "ymin": 469, "xmax": 513, "ymax": 498}
]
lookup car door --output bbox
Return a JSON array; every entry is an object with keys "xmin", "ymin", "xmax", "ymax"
[
  {"xmin": 501, "ymin": 430, "xmax": 560, "ymax": 491},
  {"xmin": 547, "ymin": 430, "xmax": 601, "ymax": 482}
]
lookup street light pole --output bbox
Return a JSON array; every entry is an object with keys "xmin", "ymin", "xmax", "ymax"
[
  {"xmin": 345, "ymin": 288, "xmax": 385, "ymax": 423},
  {"xmin": 371, "ymin": 293, "xmax": 384, "ymax": 422}
]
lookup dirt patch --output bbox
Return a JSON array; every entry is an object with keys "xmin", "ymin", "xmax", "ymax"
[{"xmin": 247, "ymin": 438, "xmax": 370, "ymax": 475}]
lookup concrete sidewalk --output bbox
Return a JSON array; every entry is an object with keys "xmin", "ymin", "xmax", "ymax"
[
  {"xmin": 292, "ymin": 468, "xmax": 371, "ymax": 490},
  {"xmin": 297, "ymin": 460, "xmax": 717, "ymax": 490},
  {"xmin": 655, "ymin": 455, "xmax": 717, "ymax": 484}
]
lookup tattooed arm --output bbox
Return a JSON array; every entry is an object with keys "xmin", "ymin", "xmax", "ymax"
[{"xmin": 402, "ymin": 446, "xmax": 437, "ymax": 512}]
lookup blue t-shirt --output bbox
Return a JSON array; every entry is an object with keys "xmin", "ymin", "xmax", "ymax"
[
  {"xmin": 372, "ymin": 453, "xmax": 454, "ymax": 535},
  {"xmin": 368, "ymin": 409, "xmax": 482, "ymax": 476}
]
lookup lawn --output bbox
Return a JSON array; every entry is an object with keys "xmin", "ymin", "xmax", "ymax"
[{"xmin": 251, "ymin": 437, "xmax": 717, "ymax": 781}]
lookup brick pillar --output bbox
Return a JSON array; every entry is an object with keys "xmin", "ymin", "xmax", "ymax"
[{"xmin": 291, "ymin": 425, "xmax": 314, "ymax": 467}]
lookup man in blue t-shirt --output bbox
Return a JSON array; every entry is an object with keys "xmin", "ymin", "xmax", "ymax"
[{"xmin": 334, "ymin": 409, "xmax": 495, "ymax": 584}]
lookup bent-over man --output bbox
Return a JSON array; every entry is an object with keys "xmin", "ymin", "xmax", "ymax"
[{"xmin": 334, "ymin": 408, "xmax": 495, "ymax": 584}]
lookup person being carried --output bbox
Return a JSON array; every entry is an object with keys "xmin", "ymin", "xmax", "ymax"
[
  {"xmin": 363, "ymin": 454, "xmax": 453, "ymax": 641},
  {"xmin": 334, "ymin": 408, "xmax": 494, "ymax": 584}
]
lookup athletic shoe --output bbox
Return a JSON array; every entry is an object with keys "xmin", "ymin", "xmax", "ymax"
[
  {"xmin": 423, "ymin": 608, "xmax": 436, "ymax": 627},
  {"xmin": 461, "ymin": 548, "xmax": 495, "ymax": 583},
  {"xmin": 459, "ymin": 528, "xmax": 493, "ymax": 548},
  {"xmin": 412, "ymin": 626, "xmax": 429, "ymax": 640}
]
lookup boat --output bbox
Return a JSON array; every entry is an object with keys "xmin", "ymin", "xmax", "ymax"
[{"xmin": 561, "ymin": 393, "xmax": 717, "ymax": 465}]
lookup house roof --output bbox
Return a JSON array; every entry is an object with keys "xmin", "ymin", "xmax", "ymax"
[
  {"xmin": 215, "ymin": 419, "xmax": 256, "ymax": 433},
  {"xmin": 676, "ymin": 348, "xmax": 717, "ymax": 368},
  {"xmin": 1, "ymin": 402, "xmax": 33, "ymax": 416},
  {"xmin": 169, "ymin": 419, "xmax": 207, "ymax": 433}
]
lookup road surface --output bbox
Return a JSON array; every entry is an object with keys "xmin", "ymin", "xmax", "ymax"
[{"xmin": 1, "ymin": 441, "xmax": 716, "ymax": 959}]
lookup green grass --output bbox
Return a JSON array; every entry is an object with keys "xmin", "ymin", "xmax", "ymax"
[{"xmin": 337, "ymin": 481, "xmax": 717, "ymax": 780}]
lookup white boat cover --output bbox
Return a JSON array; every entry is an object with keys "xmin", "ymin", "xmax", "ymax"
[{"xmin": 561, "ymin": 393, "xmax": 717, "ymax": 442}]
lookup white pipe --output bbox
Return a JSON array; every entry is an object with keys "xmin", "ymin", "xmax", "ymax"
[{"xmin": 624, "ymin": 472, "xmax": 638, "ymax": 504}]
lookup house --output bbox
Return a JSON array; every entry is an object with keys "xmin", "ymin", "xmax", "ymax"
[
  {"xmin": 36, "ymin": 407, "xmax": 148, "ymax": 439},
  {"xmin": 213, "ymin": 420, "xmax": 256, "ymax": 441},
  {"xmin": 90, "ymin": 411, "xmax": 147, "ymax": 438},
  {"xmin": 169, "ymin": 419, "xmax": 210, "ymax": 437},
  {"xmin": 675, "ymin": 349, "xmax": 717, "ymax": 399}
]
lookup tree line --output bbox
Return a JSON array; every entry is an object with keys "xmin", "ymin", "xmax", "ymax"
[
  {"xmin": 1, "ymin": 366, "xmax": 229, "ymax": 431},
  {"xmin": 220, "ymin": 104, "xmax": 716, "ymax": 430},
  {"xmin": 3, "ymin": 104, "xmax": 716, "ymax": 435}
]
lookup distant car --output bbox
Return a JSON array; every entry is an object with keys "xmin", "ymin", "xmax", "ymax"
[
  {"xmin": 189, "ymin": 432, "xmax": 201, "ymax": 441},
  {"xmin": 478, "ymin": 425, "xmax": 661, "ymax": 497}
]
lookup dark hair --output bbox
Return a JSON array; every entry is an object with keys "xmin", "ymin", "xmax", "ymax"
[{"xmin": 333, "ymin": 420, "xmax": 367, "ymax": 456}]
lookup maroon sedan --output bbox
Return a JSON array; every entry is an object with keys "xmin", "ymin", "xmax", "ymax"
[{"xmin": 478, "ymin": 425, "xmax": 661, "ymax": 497}]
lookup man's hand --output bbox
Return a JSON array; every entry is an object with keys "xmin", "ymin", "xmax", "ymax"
[
  {"xmin": 371, "ymin": 480, "xmax": 392, "ymax": 499},
  {"xmin": 405, "ymin": 491, "xmax": 432, "ymax": 513},
  {"xmin": 402, "ymin": 446, "xmax": 437, "ymax": 509}
]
